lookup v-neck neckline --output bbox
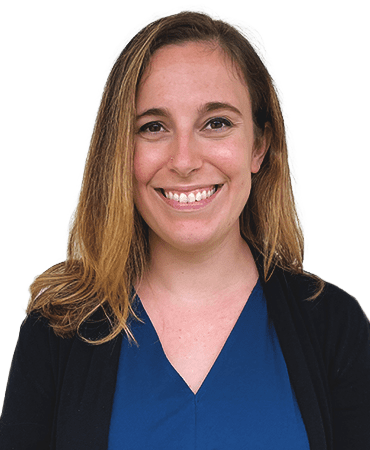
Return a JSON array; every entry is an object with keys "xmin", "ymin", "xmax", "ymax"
[{"xmin": 132, "ymin": 279, "xmax": 261, "ymax": 397}]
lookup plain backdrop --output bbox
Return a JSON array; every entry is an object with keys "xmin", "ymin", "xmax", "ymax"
[{"xmin": 1, "ymin": 0, "xmax": 369, "ymax": 410}]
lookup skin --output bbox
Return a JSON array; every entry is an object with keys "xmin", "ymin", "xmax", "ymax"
[{"xmin": 134, "ymin": 43, "xmax": 266, "ymax": 315}]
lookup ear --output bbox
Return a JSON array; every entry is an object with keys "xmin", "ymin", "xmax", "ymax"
[{"xmin": 251, "ymin": 126, "xmax": 271, "ymax": 173}]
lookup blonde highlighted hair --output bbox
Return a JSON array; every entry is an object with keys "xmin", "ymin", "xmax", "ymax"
[{"xmin": 28, "ymin": 11, "xmax": 323, "ymax": 343}]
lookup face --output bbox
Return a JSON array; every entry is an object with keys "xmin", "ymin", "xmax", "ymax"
[{"xmin": 134, "ymin": 42, "xmax": 267, "ymax": 253}]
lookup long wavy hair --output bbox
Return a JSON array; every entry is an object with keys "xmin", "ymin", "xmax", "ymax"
[{"xmin": 27, "ymin": 11, "xmax": 323, "ymax": 343}]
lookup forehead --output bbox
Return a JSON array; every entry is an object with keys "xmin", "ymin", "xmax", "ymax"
[{"xmin": 136, "ymin": 42, "xmax": 250, "ymax": 110}]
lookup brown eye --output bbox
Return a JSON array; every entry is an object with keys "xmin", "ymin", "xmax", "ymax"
[
  {"xmin": 205, "ymin": 118, "xmax": 232, "ymax": 130},
  {"xmin": 139, "ymin": 121, "xmax": 165, "ymax": 133}
]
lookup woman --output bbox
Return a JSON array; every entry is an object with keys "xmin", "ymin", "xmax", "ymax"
[{"xmin": 1, "ymin": 11, "xmax": 369, "ymax": 450}]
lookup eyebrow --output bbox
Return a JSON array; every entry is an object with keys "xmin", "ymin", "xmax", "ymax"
[{"xmin": 136, "ymin": 102, "xmax": 242, "ymax": 121}]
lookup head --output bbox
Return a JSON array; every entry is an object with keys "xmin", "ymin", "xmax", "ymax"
[
  {"xmin": 31, "ymin": 11, "xmax": 306, "ymax": 344},
  {"xmin": 72, "ymin": 11, "xmax": 302, "ymax": 293}
]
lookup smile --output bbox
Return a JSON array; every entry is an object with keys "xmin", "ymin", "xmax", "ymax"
[{"xmin": 161, "ymin": 185, "xmax": 219, "ymax": 203}]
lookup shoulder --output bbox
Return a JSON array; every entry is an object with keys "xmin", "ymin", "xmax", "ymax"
[
  {"xmin": 279, "ymin": 270, "xmax": 369, "ymax": 356},
  {"xmin": 20, "ymin": 312, "xmax": 69, "ymax": 342},
  {"xmin": 18, "ymin": 312, "xmax": 62, "ymax": 346},
  {"xmin": 9, "ymin": 311, "xmax": 110, "ymax": 396},
  {"xmin": 21, "ymin": 308, "xmax": 117, "ymax": 347},
  {"xmin": 281, "ymin": 269, "xmax": 365, "ymax": 317},
  {"xmin": 271, "ymin": 269, "xmax": 369, "ymax": 383},
  {"xmin": 13, "ymin": 312, "xmax": 76, "ymax": 373}
]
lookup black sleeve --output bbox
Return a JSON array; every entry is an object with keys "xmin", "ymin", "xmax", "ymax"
[
  {"xmin": 0, "ymin": 314, "xmax": 58, "ymax": 449},
  {"xmin": 328, "ymin": 290, "xmax": 370, "ymax": 449}
]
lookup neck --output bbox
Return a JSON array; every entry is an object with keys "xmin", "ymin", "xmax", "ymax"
[{"xmin": 137, "ymin": 229, "xmax": 259, "ymax": 307}]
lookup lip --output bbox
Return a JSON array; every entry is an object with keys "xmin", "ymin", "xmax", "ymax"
[
  {"xmin": 155, "ymin": 184, "xmax": 218, "ymax": 193},
  {"xmin": 155, "ymin": 184, "xmax": 223, "ymax": 210}
]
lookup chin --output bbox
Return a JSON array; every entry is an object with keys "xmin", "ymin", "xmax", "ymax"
[{"xmin": 149, "ymin": 223, "xmax": 239, "ymax": 255}]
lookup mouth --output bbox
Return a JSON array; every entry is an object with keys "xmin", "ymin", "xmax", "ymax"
[{"xmin": 158, "ymin": 185, "xmax": 222, "ymax": 203}]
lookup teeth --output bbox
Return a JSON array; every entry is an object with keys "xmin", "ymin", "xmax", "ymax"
[
  {"xmin": 179, "ymin": 193, "xmax": 187, "ymax": 203},
  {"xmin": 165, "ymin": 187, "xmax": 217, "ymax": 203},
  {"xmin": 188, "ymin": 193, "xmax": 196, "ymax": 203}
]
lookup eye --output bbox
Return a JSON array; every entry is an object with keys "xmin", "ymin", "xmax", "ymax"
[
  {"xmin": 138, "ymin": 121, "xmax": 166, "ymax": 134},
  {"xmin": 204, "ymin": 117, "xmax": 233, "ymax": 131}
]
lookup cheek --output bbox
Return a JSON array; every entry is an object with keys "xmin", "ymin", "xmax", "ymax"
[
  {"xmin": 208, "ymin": 138, "xmax": 251, "ymax": 176},
  {"xmin": 133, "ymin": 143, "xmax": 163, "ymax": 184},
  {"xmin": 133, "ymin": 155, "xmax": 148, "ymax": 184}
]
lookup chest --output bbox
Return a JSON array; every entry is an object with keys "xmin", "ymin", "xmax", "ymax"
[{"xmin": 143, "ymin": 300, "xmax": 247, "ymax": 394}]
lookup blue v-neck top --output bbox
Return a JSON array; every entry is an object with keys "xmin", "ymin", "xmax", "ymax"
[{"xmin": 108, "ymin": 280, "xmax": 310, "ymax": 449}]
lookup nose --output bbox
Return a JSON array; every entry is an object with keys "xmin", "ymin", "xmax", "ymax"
[{"xmin": 167, "ymin": 133, "xmax": 202, "ymax": 177}]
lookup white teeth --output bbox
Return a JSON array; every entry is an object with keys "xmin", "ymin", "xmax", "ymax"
[
  {"xmin": 179, "ymin": 193, "xmax": 187, "ymax": 203},
  {"xmin": 188, "ymin": 193, "xmax": 196, "ymax": 203},
  {"xmin": 164, "ymin": 187, "xmax": 217, "ymax": 203}
]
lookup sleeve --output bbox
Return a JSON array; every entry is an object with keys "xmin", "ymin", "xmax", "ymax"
[
  {"xmin": 328, "ymin": 290, "xmax": 370, "ymax": 449},
  {"xmin": 0, "ymin": 314, "xmax": 58, "ymax": 449}
]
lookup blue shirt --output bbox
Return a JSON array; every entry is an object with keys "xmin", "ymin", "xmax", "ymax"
[{"xmin": 108, "ymin": 280, "xmax": 310, "ymax": 449}]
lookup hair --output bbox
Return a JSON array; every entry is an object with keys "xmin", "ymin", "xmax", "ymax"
[{"xmin": 27, "ymin": 11, "xmax": 324, "ymax": 344}]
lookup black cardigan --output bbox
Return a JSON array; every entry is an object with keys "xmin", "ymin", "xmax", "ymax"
[{"xmin": 1, "ymin": 256, "xmax": 370, "ymax": 449}]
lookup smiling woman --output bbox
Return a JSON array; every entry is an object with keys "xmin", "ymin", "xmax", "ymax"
[{"xmin": 1, "ymin": 11, "xmax": 369, "ymax": 450}]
